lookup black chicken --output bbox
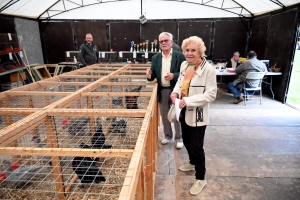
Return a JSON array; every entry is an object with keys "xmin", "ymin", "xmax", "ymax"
[
  {"xmin": 91, "ymin": 124, "xmax": 112, "ymax": 149},
  {"xmin": 111, "ymin": 117, "xmax": 127, "ymax": 133},
  {"xmin": 112, "ymin": 97, "xmax": 122, "ymax": 106},
  {"xmin": 72, "ymin": 156, "xmax": 106, "ymax": 184}
]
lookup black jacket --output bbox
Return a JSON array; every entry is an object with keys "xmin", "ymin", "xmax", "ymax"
[{"xmin": 78, "ymin": 41, "xmax": 99, "ymax": 66}]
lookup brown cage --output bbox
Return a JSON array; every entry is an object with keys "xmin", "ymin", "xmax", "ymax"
[{"xmin": 0, "ymin": 64, "xmax": 158, "ymax": 200}]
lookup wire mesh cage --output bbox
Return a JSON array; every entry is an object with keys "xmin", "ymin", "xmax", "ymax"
[
  {"xmin": 0, "ymin": 64, "xmax": 158, "ymax": 200},
  {"xmin": 0, "ymin": 110, "xmax": 151, "ymax": 200},
  {"xmin": 0, "ymin": 92, "xmax": 68, "ymax": 109}
]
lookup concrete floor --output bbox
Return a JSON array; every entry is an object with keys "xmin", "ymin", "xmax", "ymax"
[{"xmin": 154, "ymin": 88, "xmax": 300, "ymax": 200}]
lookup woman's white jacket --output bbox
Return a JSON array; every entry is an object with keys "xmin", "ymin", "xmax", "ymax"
[{"xmin": 172, "ymin": 59, "xmax": 217, "ymax": 127}]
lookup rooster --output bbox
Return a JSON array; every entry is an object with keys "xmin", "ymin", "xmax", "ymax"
[{"xmin": 125, "ymin": 86, "xmax": 142, "ymax": 109}]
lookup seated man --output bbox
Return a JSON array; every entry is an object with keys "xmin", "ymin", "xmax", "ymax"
[{"xmin": 228, "ymin": 51, "xmax": 267, "ymax": 104}]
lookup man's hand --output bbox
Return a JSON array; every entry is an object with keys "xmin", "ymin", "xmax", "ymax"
[
  {"xmin": 170, "ymin": 93, "xmax": 178, "ymax": 104},
  {"xmin": 164, "ymin": 72, "xmax": 174, "ymax": 81},
  {"xmin": 146, "ymin": 69, "xmax": 152, "ymax": 79}
]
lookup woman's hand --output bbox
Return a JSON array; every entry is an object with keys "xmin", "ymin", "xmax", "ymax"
[
  {"xmin": 170, "ymin": 93, "xmax": 178, "ymax": 104},
  {"xmin": 179, "ymin": 98, "xmax": 186, "ymax": 109}
]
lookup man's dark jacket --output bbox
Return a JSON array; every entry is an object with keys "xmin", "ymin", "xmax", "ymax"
[
  {"xmin": 147, "ymin": 50, "xmax": 185, "ymax": 102},
  {"xmin": 78, "ymin": 41, "xmax": 99, "ymax": 66}
]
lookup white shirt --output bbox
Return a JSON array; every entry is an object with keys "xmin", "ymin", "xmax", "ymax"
[{"xmin": 161, "ymin": 49, "xmax": 172, "ymax": 87}]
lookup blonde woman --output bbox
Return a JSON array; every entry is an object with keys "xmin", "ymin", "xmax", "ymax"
[{"xmin": 170, "ymin": 36, "xmax": 217, "ymax": 195}]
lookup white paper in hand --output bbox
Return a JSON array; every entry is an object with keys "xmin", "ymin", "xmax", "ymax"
[{"xmin": 175, "ymin": 98, "xmax": 182, "ymax": 122}]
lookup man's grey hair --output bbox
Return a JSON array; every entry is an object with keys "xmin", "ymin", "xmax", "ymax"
[
  {"xmin": 86, "ymin": 33, "xmax": 93, "ymax": 37},
  {"xmin": 158, "ymin": 32, "xmax": 174, "ymax": 41}
]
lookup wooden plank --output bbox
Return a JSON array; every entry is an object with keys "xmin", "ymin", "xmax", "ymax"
[
  {"xmin": 57, "ymin": 75, "xmax": 103, "ymax": 78},
  {"xmin": 109, "ymin": 75, "xmax": 147, "ymax": 79},
  {"xmin": 0, "ymin": 147, "xmax": 133, "ymax": 157},
  {"xmin": 0, "ymin": 111, "xmax": 47, "ymax": 145},
  {"xmin": 45, "ymin": 116, "xmax": 65, "ymax": 200},
  {"xmin": 82, "ymin": 92, "xmax": 152, "ymax": 97},
  {"xmin": 38, "ymin": 81, "xmax": 90, "ymax": 86},
  {"xmin": 0, "ymin": 108, "xmax": 40, "ymax": 115},
  {"xmin": 135, "ymin": 159, "xmax": 145, "ymax": 200},
  {"xmin": 119, "ymin": 113, "xmax": 151, "ymax": 200},
  {"xmin": 47, "ymin": 109, "xmax": 146, "ymax": 117},
  {"xmin": 5, "ymin": 91, "xmax": 72, "ymax": 96}
]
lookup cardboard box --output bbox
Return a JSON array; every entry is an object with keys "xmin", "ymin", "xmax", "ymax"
[{"xmin": 10, "ymin": 71, "xmax": 26, "ymax": 82}]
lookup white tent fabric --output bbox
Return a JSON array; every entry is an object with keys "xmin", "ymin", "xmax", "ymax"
[{"xmin": 0, "ymin": 0, "xmax": 300, "ymax": 19}]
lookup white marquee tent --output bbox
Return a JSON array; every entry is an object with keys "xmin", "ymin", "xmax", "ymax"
[{"xmin": 1, "ymin": 0, "xmax": 300, "ymax": 20}]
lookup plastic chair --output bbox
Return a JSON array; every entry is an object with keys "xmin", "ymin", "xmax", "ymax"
[{"xmin": 243, "ymin": 72, "xmax": 265, "ymax": 105}]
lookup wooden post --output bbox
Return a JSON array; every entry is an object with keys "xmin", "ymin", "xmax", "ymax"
[
  {"xmin": 146, "ymin": 122, "xmax": 154, "ymax": 200},
  {"xmin": 45, "ymin": 116, "xmax": 65, "ymax": 200},
  {"xmin": 87, "ymin": 96, "xmax": 95, "ymax": 135},
  {"xmin": 135, "ymin": 159, "xmax": 145, "ymax": 200}
]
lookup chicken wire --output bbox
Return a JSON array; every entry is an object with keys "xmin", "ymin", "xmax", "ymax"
[
  {"xmin": 0, "ymin": 94, "xmax": 67, "ymax": 108},
  {"xmin": 25, "ymin": 84, "xmax": 88, "ymax": 93},
  {"xmin": 0, "ymin": 115, "xmax": 27, "ymax": 130},
  {"xmin": 54, "ymin": 77, "xmax": 99, "ymax": 83},
  {"xmin": 0, "ymin": 64, "xmax": 156, "ymax": 199},
  {"xmin": 59, "ymin": 85, "xmax": 151, "ymax": 110},
  {"xmin": 0, "ymin": 113, "xmax": 143, "ymax": 199}
]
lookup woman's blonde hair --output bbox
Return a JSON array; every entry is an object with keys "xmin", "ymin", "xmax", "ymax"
[{"xmin": 181, "ymin": 36, "xmax": 206, "ymax": 58}]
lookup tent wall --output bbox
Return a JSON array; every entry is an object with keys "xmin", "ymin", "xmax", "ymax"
[
  {"xmin": 75, "ymin": 21, "xmax": 107, "ymax": 52},
  {"xmin": 0, "ymin": 5, "xmax": 299, "ymax": 103},
  {"xmin": 178, "ymin": 21, "xmax": 212, "ymax": 56},
  {"xmin": 249, "ymin": 8, "xmax": 298, "ymax": 102},
  {"xmin": 40, "ymin": 22, "xmax": 74, "ymax": 63},
  {"xmin": 110, "ymin": 22, "xmax": 140, "ymax": 52}
]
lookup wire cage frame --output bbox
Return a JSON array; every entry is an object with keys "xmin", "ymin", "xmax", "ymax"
[{"xmin": 0, "ymin": 64, "xmax": 159, "ymax": 200}]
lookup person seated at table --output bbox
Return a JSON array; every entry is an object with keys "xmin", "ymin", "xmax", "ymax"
[
  {"xmin": 222, "ymin": 51, "xmax": 242, "ymax": 85},
  {"xmin": 78, "ymin": 33, "xmax": 99, "ymax": 67},
  {"xmin": 228, "ymin": 51, "xmax": 268, "ymax": 104},
  {"xmin": 226, "ymin": 51, "xmax": 241, "ymax": 69}
]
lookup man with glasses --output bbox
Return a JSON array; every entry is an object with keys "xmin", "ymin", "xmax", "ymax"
[{"xmin": 146, "ymin": 32, "xmax": 185, "ymax": 149}]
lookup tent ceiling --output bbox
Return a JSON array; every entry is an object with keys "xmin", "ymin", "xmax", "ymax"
[{"xmin": 0, "ymin": 0, "xmax": 299, "ymax": 20}]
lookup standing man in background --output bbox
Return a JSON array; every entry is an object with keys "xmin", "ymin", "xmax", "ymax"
[
  {"xmin": 146, "ymin": 32, "xmax": 186, "ymax": 149},
  {"xmin": 78, "ymin": 33, "xmax": 99, "ymax": 66}
]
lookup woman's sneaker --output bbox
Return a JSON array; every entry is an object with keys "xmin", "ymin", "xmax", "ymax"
[
  {"xmin": 190, "ymin": 179, "xmax": 207, "ymax": 195},
  {"xmin": 179, "ymin": 163, "xmax": 195, "ymax": 171}
]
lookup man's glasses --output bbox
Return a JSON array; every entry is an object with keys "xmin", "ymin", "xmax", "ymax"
[{"xmin": 159, "ymin": 39, "xmax": 170, "ymax": 44}]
